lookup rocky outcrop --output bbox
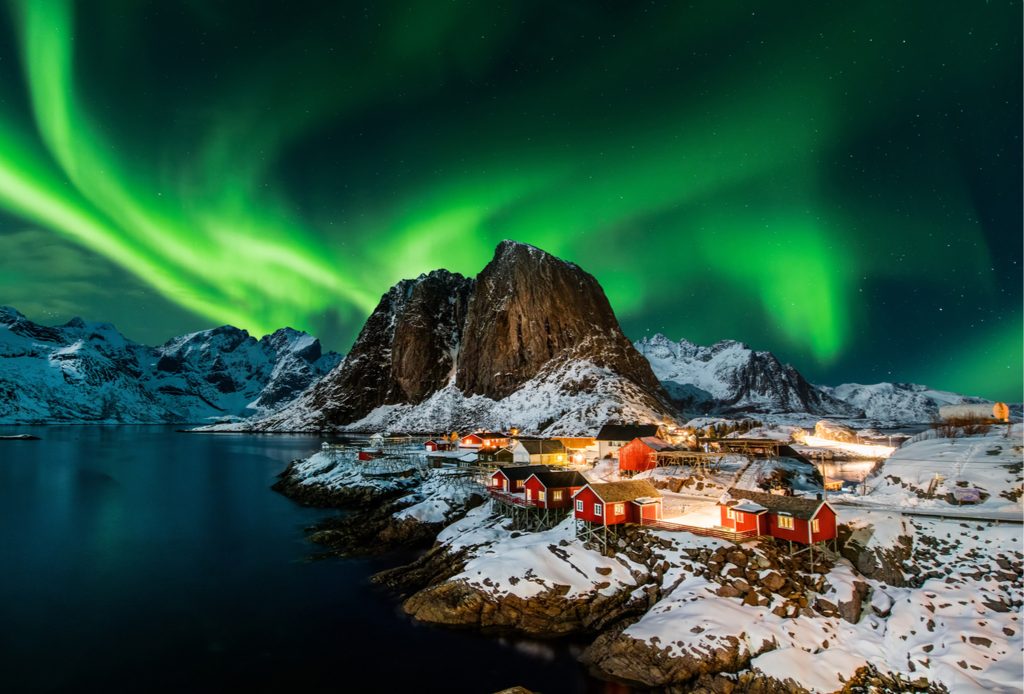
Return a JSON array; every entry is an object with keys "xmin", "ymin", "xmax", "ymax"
[
  {"xmin": 271, "ymin": 459, "xmax": 419, "ymax": 508},
  {"xmin": 456, "ymin": 240, "xmax": 663, "ymax": 399},
  {"xmin": 581, "ymin": 628, "xmax": 769, "ymax": 690},
  {"xmin": 296, "ymin": 270, "xmax": 473, "ymax": 427},
  {"xmin": 402, "ymin": 578, "xmax": 651, "ymax": 638}
]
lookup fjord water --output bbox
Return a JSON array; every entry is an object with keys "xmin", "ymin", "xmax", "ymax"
[{"xmin": 0, "ymin": 427, "xmax": 600, "ymax": 693}]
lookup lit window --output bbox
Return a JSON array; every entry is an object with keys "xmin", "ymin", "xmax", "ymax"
[
  {"xmin": 552, "ymin": 490, "xmax": 563, "ymax": 501},
  {"xmin": 576, "ymin": 500, "xmax": 584, "ymax": 512},
  {"xmin": 526, "ymin": 489, "xmax": 532, "ymax": 500},
  {"xmin": 594, "ymin": 503, "xmax": 603, "ymax": 516},
  {"xmin": 812, "ymin": 518, "xmax": 820, "ymax": 533},
  {"xmin": 516, "ymin": 480, "xmax": 524, "ymax": 489},
  {"xmin": 726, "ymin": 509, "xmax": 736, "ymax": 520},
  {"xmin": 538, "ymin": 491, "xmax": 546, "ymax": 502},
  {"xmin": 777, "ymin": 515, "xmax": 794, "ymax": 530},
  {"xmin": 614, "ymin": 503, "xmax": 624, "ymax": 516}
]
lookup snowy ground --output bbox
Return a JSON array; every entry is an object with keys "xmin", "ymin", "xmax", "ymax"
[
  {"xmin": 438, "ymin": 509, "xmax": 645, "ymax": 600},
  {"xmin": 853, "ymin": 425, "xmax": 1023, "ymax": 514},
  {"xmin": 612, "ymin": 516, "xmax": 1023, "ymax": 693}
]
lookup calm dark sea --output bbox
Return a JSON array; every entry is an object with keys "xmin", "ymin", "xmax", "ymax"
[{"xmin": 0, "ymin": 426, "xmax": 615, "ymax": 693}]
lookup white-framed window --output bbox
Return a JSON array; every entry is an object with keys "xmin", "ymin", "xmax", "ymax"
[
  {"xmin": 614, "ymin": 503, "xmax": 624, "ymax": 516},
  {"xmin": 594, "ymin": 503, "xmax": 603, "ymax": 516},
  {"xmin": 777, "ymin": 515, "xmax": 794, "ymax": 530},
  {"xmin": 576, "ymin": 499, "xmax": 584, "ymax": 512},
  {"xmin": 491, "ymin": 478, "xmax": 500, "ymax": 487},
  {"xmin": 552, "ymin": 490, "xmax": 563, "ymax": 501},
  {"xmin": 526, "ymin": 488, "xmax": 533, "ymax": 500},
  {"xmin": 538, "ymin": 491, "xmax": 546, "ymax": 502},
  {"xmin": 811, "ymin": 518, "xmax": 820, "ymax": 533},
  {"xmin": 726, "ymin": 509, "xmax": 736, "ymax": 520}
]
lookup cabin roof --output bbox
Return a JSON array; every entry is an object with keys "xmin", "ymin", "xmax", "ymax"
[
  {"xmin": 579, "ymin": 480, "xmax": 662, "ymax": 503},
  {"xmin": 596, "ymin": 423, "xmax": 661, "ymax": 441},
  {"xmin": 630, "ymin": 436, "xmax": 680, "ymax": 452},
  {"xmin": 732, "ymin": 500, "xmax": 768, "ymax": 514},
  {"xmin": 527, "ymin": 470, "xmax": 587, "ymax": 489},
  {"xmin": 722, "ymin": 488, "xmax": 831, "ymax": 520},
  {"xmin": 471, "ymin": 431, "xmax": 508, "ymax": 439},
  {"xmin": 554, "ymin": 437, "xmax": 596, "ymax": 448},
  {"xmin": 493, "ymin": 464, "xmax": 550, "ymax": 482},
  {"xmin": 516, "ymin": 439, "xmax": 566, "ymax": 455}
]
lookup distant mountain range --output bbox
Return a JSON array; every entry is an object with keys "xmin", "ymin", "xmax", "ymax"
[
  {"xmin": 0, "ymin": 242, "xmax": 995, "ymax": 429},
  {"xmin": 0, "ymin": 306, "xmax": 340, "ymax": 424}
]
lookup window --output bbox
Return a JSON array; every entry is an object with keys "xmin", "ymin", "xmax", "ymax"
[
  {"xmin": 538, "ymin": 491, "xmax": 546, "ymax": 503},
  {"xmin": 516, "ymin": 480, "xmax": 524, "ymax": 489},
  {"xmin": 777, "ymin": 515, "xmax": 794, "ymax": 530},
  {"xmin": 594, "ymin": 503, "xmax": 603, "ymax": 516},
  {"xmin": 811, "ymin": 518, "xmax": 820, "ymax": 533},
  {"xmin": 726, "ymin": 509, "xmax": 736, "ymax": 521},
  {"xmin": 614, "ymin": 503, "xmax": 624, "ymax": 516},
  {"xmin": 552, "ymin": 490, "xmax": 563, "ymax": 501},
  {"xmin": 576, "ymin": 500, "xmax": 584, "ymax": 512},
  {"xmin": 526, "ymin": 489, "xmax": 532, "ymax": 500}
]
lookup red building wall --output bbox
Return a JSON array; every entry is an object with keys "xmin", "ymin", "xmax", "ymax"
[
  {"xmin": 618, "ymin": 439, "xmax": 656, "ymax": 474},
  {"xmin": 573, "ymin": 487, "xmax": 628, "ymax": 525},
  {"xmin": 490, "ymin": 470, "xmax": 509, "ymax": 491},
  {"xmin": 810, "ymin": 506, "xmax": 837, "ymax": 543},
  {"xmin": 719, "ymin": 507, "xmax": 766, "ymax": 534},
  {"xmin": 524, "ymin": 478, "xmax": 581, "ymax": 509},
  {"xmin": 766, "ymin": 505, "xmax": 837, "ymax": 544},
  {"xmin": 636, "ymin": 502, "xmax": 661, "ymax": 522}
]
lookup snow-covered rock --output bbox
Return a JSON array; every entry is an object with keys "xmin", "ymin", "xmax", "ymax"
[
  {"xmin": 637, "ymin": 333, "xmax": 863, "ymax": 417},
  {"xmin": 0, "ymin": 306, "xmax": 340, "ymax": 423},
  {"xmin": 821, "ymin": 381, "xmax": 991, "ymax": 423}
]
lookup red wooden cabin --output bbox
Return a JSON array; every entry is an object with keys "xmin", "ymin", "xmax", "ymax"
[
  {"xmin": 425, "ymin": 439, "xmax": 453, "ymax": 452},
  {"xmin": 572, "ymin": 481, "xmax": 662, "ymax": 525},
  {"xmin": 489, "ymin": 465, "xmax": 549, "ymax": 493},
  {"xmin": 357, "ymin": 449, "xmax": 383, "ymax": 461},
  {"xmin": 460, "ymin": 432, "xmax": 509, "ymax": 449},
  {"xmin": 523, "ymin": 471, "xmax": 587, "ymax": 509},
  {"xmin": 719, "ymin": 488, "xmax": 837, "ymax": 544},
  {"xmin": 617, "ymin": 436, "xmax": 679, "ymax": 475}
]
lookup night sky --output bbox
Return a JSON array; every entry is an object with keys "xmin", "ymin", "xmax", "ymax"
[{"xmin": 0, "ymin": 1, "xmax": 1020, "ymax": 399}]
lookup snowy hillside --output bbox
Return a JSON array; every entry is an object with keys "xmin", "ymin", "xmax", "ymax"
[
  {"xmin": 821, "ymin": 382, "xmax": 991, "ymax": 423},
  {"xmin": 213, "ymin": 358, "xmax": 675, "ymax": 435},
  {"xmin": 0, "ymin": 306, "xmax": 340, "ymax": 424},
  {"xmin": 637, "ymin": 334, "xmax": 862, "ymax": 417}
]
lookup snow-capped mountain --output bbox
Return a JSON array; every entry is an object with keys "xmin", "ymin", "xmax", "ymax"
[
  {"xmin": 636, "ymin": 333, "xmax": 864, "ymax": 417},
  {"xmin": 225, "ymin": 240, "xmax": 676, "ymax": 433},
  {"xmin": 819, "ymin": 382, "xmax": 990, "ymax": 423},
  {"xmin": 0, "ymin": 306, "xmax": 340, "ymax": 424}
]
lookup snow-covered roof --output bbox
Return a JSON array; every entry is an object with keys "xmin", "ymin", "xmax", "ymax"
[{"xmin": 732, "ymin": 500, "xmax": 768, "ymax": 514}]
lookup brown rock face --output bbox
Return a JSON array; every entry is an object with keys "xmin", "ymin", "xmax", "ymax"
[
  {"xmin": 307, "ymin": 269, "xmax": 473, "ymax": 425},
  {"xmin": 456, "ymin": 240, "xmax": 663, "ymax": 399}
]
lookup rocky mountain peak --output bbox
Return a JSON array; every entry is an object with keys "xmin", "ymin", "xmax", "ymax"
[
  {"xmin": 456, "ymin": 241, "xmax": 663, "ymax": 400},
  {"xmin": 250, "ymin": 240, "xmax": 672, "ymax": 431}
]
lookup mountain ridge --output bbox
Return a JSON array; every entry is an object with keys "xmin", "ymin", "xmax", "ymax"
[{"xmin": 0, "ymin": 306, "xmax": 340, "ymax": 424}]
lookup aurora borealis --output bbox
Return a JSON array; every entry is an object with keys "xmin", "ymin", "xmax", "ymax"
[{"xmin": 0, "ymin": 1, "xmax": 1019, "ymax": 399}]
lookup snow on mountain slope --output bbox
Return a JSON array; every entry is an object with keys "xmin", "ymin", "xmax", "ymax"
[
  {"xmin": 217, "ymin": 358, "xmax": 674, "ymax": 435},
  {"xmin": 0, "ymin": 306, "xmax": 340, "ymax": 424},
  {"xmin": 820, "ymin": 382, "xmax": 990, "ymax": 423},
  {"xmin": 636, "ymin": 334, "xmax": 862, "ymax": 417}
]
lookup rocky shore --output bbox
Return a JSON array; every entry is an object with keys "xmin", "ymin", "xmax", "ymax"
[{"xmin": 273, "ymin": 444, "xmax": 1022, "ymax": 692}]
